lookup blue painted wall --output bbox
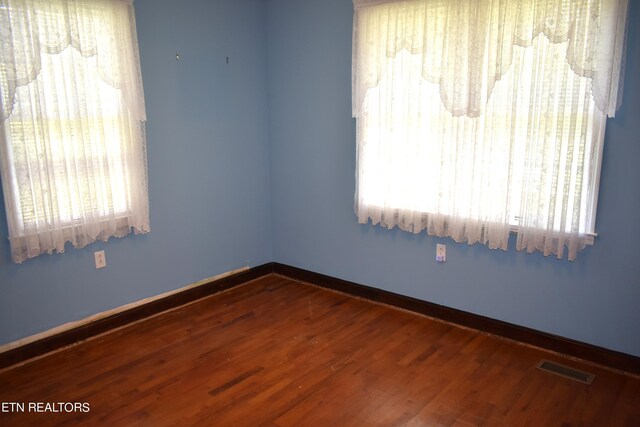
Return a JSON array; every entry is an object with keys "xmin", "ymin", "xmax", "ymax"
[
  {"xmin": 266, "ymin": 0, "xmax": 640, "ymax": 356},
  {"xmin": 0, "ymin": 0, "xmax": 273, "ymax": 345}
]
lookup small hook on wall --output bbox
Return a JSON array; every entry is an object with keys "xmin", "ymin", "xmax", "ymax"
[{"xmin": 176, "ymin": 52, "xmax": 180, "ymax": 61}]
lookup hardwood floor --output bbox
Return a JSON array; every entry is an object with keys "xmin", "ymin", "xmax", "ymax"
[{"xmin": 1, "ymin": 275, "xmax": 639, "ymax": 426}]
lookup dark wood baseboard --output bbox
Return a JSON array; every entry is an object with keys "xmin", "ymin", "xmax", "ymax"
[
  {"xmin": 3, "ymin": 261, "xmax": 638, "ymax": 376},
  {"xmin": 272, "ymin": 263, "xmax": 640, "ymax": 376},
  {"xmin": 0, "ymin": 263, "xmax": 274, "ymax": 370}
]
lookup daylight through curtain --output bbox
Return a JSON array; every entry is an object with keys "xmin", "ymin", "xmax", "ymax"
[
  {"xmin": 0, "ymin": 0, "xmax": 149, "ymax": 263},
  {"xmin": 353, "ymin": 0, "xmax": 628, "ymax": 260}
]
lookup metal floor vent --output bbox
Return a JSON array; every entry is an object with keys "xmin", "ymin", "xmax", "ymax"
[{"xmin": 536, "ymin": 359, "xmax": 595, "ymax": 385}]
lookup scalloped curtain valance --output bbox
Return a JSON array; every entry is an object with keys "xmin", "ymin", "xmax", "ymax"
[
  {"xmin": 0, "ymin": 0, "xmax": 145, "ymax": 122},
  {"xmin": 352, "ymin": 0, "xmax": 628, "ymax": 119}
]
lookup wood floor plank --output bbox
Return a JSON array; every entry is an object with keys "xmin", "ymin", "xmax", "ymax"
[{"xmin": 1, "ymin": 275, "xmax": 639, "ymax": 426}]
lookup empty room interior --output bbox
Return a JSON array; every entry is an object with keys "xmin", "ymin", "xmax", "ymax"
[{"xmin": 0, "ymin": 0, "xmax": 639, "ymax": 425}]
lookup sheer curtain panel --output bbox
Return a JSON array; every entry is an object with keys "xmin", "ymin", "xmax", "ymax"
[
  {"xmin": 352, "ymin": 0, "xmax": 629, "ymax": 260},
  {"xmin": 0, "ymin": 0, "xmax": 149, "ymax": 263}
]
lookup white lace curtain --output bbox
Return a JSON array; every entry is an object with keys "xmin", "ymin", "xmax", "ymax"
[
  {"xmin": 352, "ymin": 0, "xmax": 629, "ymax": 260},
  {"xmin": 0, "ymin": 0, "xmax": 149, "ymax": 263}
]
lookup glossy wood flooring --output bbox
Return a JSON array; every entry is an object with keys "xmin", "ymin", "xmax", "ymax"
[{"xmin": 1, "ymin": 275, "xmax": 639, "ymax": 426}]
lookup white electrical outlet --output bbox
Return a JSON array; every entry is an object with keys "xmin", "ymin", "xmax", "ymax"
[
  {"xmin": 94, "ymin": 250, "xmax": 106, "ymax": 269},
  {"xmin": 436, "ymin": 244, "xmax": 446, "ymax": 262}
]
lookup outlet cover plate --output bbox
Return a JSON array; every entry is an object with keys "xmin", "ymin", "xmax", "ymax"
[{"xmin": 94, "ymin": 250, "xmax": 106, "ymax": 269}]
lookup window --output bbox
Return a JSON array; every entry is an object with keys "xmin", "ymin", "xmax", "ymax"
[
  {"xmin": 352, "ymin": 0, "xmax": 629, "ymax": 260},
  {"xmin": 0, "ymin": 0, "xmax": 149, "ymax": 263}
]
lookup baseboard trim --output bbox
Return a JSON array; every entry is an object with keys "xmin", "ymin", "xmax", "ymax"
[
  {"xmin": 3, "ymin": 261, "xmax": 638, "ymax": 376},
  {"xmin": 272, "ymin": 263, "xmax": 640, "ymax": 376},
  {"xmin": 0, "ymin": 263, "xmax": 274, "ymax": 370}
]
